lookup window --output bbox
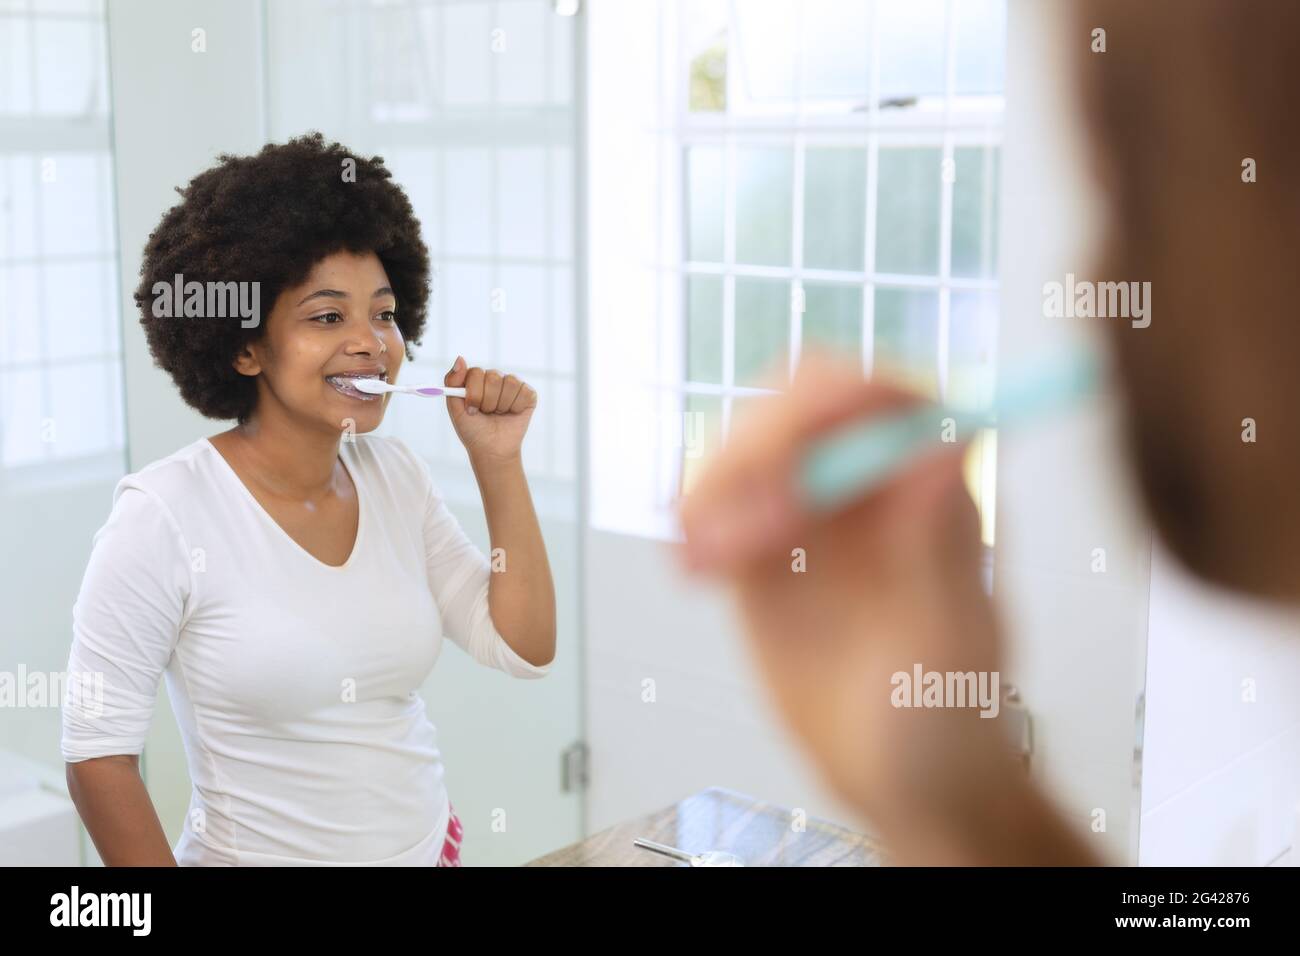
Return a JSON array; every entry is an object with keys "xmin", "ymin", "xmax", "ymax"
[
  {"xmin": 0, "ymin": 0, "xmax": 124, "ymax": 487},
  {"xmin": 678, "ymin": 0, "xmax": 1005, "ymax": 547}
]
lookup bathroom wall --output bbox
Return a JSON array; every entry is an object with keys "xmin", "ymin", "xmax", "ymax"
[{"xmin": 1140, "ymin": 548, "xmax": 1300, "ymax": 865}]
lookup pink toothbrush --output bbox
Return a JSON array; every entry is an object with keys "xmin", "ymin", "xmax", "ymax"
[{"xmin": 351, "ymin": 379, "xmax": 467, "ymax": 399}]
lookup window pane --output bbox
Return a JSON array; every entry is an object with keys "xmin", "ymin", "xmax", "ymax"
[
  {"xmin": 731, "ymin": 0, "xmax": 797, "ymax": 107},
  {"xmin": 803, "ymin": 147, "xmax": 866, "ymax": 271},
  {"xmin": 873, "ymin": 287, "xmax": 938, "ymax": 397},
  {"xmin": 495, "ymin": 0, "xmax": 548, "ymax": 107},
  {"xmin": 948, "ymin": 290, "xmax": 999, "ymax": 409},
  {"xmin": 495, "ymin": 264, "xmax": 547, "ymax": 370},
  {"xmin": 734, "ymin": 276, "xmax": 789, "ymax": 386},
  {"xmin": 875, "ymin": 147, "xmax": 940, "ymax": 276},
  {"xmin": 0, "ymin": 264, "xmax": 41, "ymax": 365},
  {"xmin": 442, "ymin": 148, "xmax": 493, "ymax": 256},
  {"xmin": 686, "ymin": 0, "xmax": 727, "ymax": 112},
  {"xmin": 802, "ymin": 282, "xmax": 862, "ymax": 359},
  {"xmin": 877, "ymin": 0, "xmax": 946, "ymax": 101},
  {"xmin": 681, "ymin": 393, "xmax": 722, "ymax": 493},
  {"xmin": 687, "ymin": 275, "xmax": 723, "ymax": 384},
  {"xmin": 799, "ymin": 0, "xmax": 870, "ymax": 105},
  {"xmin": 1, "ymin": 367, "xmax": 44, "ymax": 466},
  {"xmin": 0, "ymin": 18, "xmax": 34, "ymax": 113},
  {"xmin": 442, "ymin": 1, "xmax": 493, "ymax": 107},
  {"xmin": 46, "ymin": 258, "xmax": 115, "ymax": 362},
  {"xmin": 962, "ymin": 428, "xmax": 998, "ymax": 548},
  {"xmin": 497, "ymin": 147, "xmax": 547, "ymax": 259},
  {"xmin": 41, "ymin": 153, "xmax": 115, "ymax": 257},
  {"xmin": 735, "ymin": 147, "xmax": 792, "ymax": 266},
  {"xmin": 35, "ymin": 19, "xmax": 104, "ymax": 115},
  {"xmin": 50, "ymin": 359, "xmax": 113, "ymax": 459},
  {"xmin": 951, "ymin": 146, "xmax": 1000, "ymax": 279},
  {"xmin": 687, "ymin": 147, "xmax": 725, "ymax": 262},
  {"xmin": 954, "ymin": 0, "xmax": 1007, "ymax": 96}
]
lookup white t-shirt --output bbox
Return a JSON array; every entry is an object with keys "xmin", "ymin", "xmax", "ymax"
[{"xmin": 60, "ymin": 433, "xmax": 550, "ymax": 866}]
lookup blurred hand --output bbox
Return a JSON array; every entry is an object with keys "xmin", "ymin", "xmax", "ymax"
[
  {"xmin": 676, "ymin": 351, "xmax": 1019, "ymax": 847},
  {"xmin": 443, "ymin": 356, "xmax": 537, "ymax": 465}
]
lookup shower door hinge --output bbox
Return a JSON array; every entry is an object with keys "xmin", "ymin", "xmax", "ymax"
[{"xmin": 560, "ymin": 740, "xmax": 589, "ymax": 793}]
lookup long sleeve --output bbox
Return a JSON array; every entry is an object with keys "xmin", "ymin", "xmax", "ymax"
[
  {"xmin": 61, "ymin": 484, "xmax": 193, "ymax": 762},
  {"xmin": 404, "ymin": 440, "xmax": 551, "ymax": 679}
]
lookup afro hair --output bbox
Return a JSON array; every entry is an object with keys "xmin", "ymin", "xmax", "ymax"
[{"xmin": 134, "ymin": 132, "xmax": 431, "ymax": 423}]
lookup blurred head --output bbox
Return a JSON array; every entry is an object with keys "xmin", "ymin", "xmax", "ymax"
[
  {"xmin": 1072, "ymin": 0, "xmax": 1300, "ymax": 601},
  {"xmin": 135, "ymin": 132, "xmax": 430, "ymax": 436}
]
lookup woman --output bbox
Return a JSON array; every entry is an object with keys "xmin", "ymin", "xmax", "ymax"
[
  {"xmin": 61, "ymin": 133, "xmax": 556, "ymax": 866},
  {"xmin": 678, "ymin": 0, "xmax": 1296, "ymax": 864}
]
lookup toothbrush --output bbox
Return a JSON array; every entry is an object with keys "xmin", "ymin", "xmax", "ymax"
[
  {"xmin": 798, "ymin": 345, "xmax": 1101, "ymax": 511},
  {"xmin": 351, "ymin": 379, "xmax": 467, "ymax": 398}
]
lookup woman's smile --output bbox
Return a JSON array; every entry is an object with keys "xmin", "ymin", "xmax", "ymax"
[{"xmin": 325, "ymin": 367, "xmax": 387, "ymax": 402}]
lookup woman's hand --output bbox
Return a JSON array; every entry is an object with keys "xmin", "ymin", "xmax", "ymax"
[
  {"xmin": 675, "ymin": 350, "xmax": 1053, "ymax": 860},
  {"xmin": 443, "ymin": 356, "xmax": 538, "ymax": 465}
]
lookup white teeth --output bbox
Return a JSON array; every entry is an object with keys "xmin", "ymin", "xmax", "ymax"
[{"xmin": 326, "ymin": 375, "xmax": 382, "ymax": 400}]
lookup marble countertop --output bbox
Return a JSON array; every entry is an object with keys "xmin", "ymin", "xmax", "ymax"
[{"xmin": 524, "ymin": 786, "xmax": 886, "ymax": 866}]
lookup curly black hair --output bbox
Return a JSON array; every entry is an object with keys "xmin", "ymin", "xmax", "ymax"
[{"xmin": 134, "ymin": 132, "xmax": 431, "ymax": 423}]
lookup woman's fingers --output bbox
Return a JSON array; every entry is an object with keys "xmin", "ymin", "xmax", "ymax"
[
  {"xmin": 677, "ymin": 350, "xmax": 931, "ymax": 576},
  {"xmin": 444, "ymin": 361, "xmax": 532, "ymax": 416},
  {"xmin": 480, "ymin": 369, "xmax": 504, "ymax": 413},
  {"xmin": 498, "ymin": 374, "xmax": 524, "ymax": 412}
]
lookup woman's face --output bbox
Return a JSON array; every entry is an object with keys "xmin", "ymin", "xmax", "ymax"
[{"xmin": 236, "ymin": 249, "xmax": 405, "ymax": 436}]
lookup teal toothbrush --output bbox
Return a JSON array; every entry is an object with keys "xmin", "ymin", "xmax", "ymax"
[{"xmin": 798, "ymin": 346, "xmax": 1101, "ymax": 511}]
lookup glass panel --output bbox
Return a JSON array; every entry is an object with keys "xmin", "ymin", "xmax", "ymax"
[
  {"xmin": 877, "ymin": 0, "xmax": 946, "ymax": 102},
  {"xmin": 0, "ymin": 367, "xmax": 45, "ymax": 465},
  {"xmin": 951, "ymin": 146, "xmax": 1000, "ymax": 279},
  {"xmin": 686, "ymin": 275, "xmax": 723, "ymax": 384},
  {"xmin": 494, "ymin": 263, "xmax": 548, "ymax": 370},
  {"xmin": 962, "ymin": 428, "xmax": 998, "ymax": 548},
  {"xmin": 497, "ymin": 147, "xmax": 548, "ymax": 259},
  {"xmin": 0, "ymin": 18, "xmax": 34, "ymax": 113},
  {"xmin": 442, "ymin": 1, "xmax": 493, "ymax": 107},
  {"xmin": 875, "ymin": 147, "xmax": 941, "ymax": 276},
  {"xmin": 50, "ymin": 359, "xmax": 115, "ymax": 458},
  {"xmin": 872, "ymin": 286, "xmax": 939, "ymax": 397},
  {"xmin": 731, "ymin": 0, "xmax": 797, "ymax": 107},
  {"xmin": 734, "ymin": 276, "xmax": 789, "ymax": 386},
  {"xmin": 686, "ymin": 147, "xmax": 725, "ymax": 262},
  {"xmin": 801, "ymin": 282, "xmax": 863, "ymax": 359},
  {"xmin": 45, "ymin": 257, "xmax": 115, "ymax": 362},
  {"xmin": 0, "ymin": 264, "xmax": 41, "ymax": 365},
  {"xmin": 954, "ymin": 0, "xmax": 1007, "ymax": 96},
  {"xmin": 495, "ymin": 0, "xmax": 548, "ymax": 107},
  {"xmin": 442, "ymin": 148, "xmax": 494, "ymax": 257},
  {"xmin": 681, "ymin": 392, "xmax": 723, "ymax": 492},
  {"xmin": 735, "ymin": 147, "xmax": 792, "ymax": 267},
  {"xmin": 0, "ymin": 155, "xmax": 39, "ymax": 259},
  {"xmin": 34, "ymin": 18, "xmax": 103, "ymax": 115},
  {"xmin": 41, "ymin": 153, "xmax": 115, "ymax": 257},
  {"xmin": 686, "ymin": 0, "xmax": 727, "ymax": 112},
  {"xmin": 798, "ymin": 0, "xmax": 870, "ymax": 106},
  {"xmin": 948, "ymin": 290, "xmax": 999, "ymax": 409},
  {"xmin": 803, "ymin": 147, "xmax": 867, "ymax": 271}
]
